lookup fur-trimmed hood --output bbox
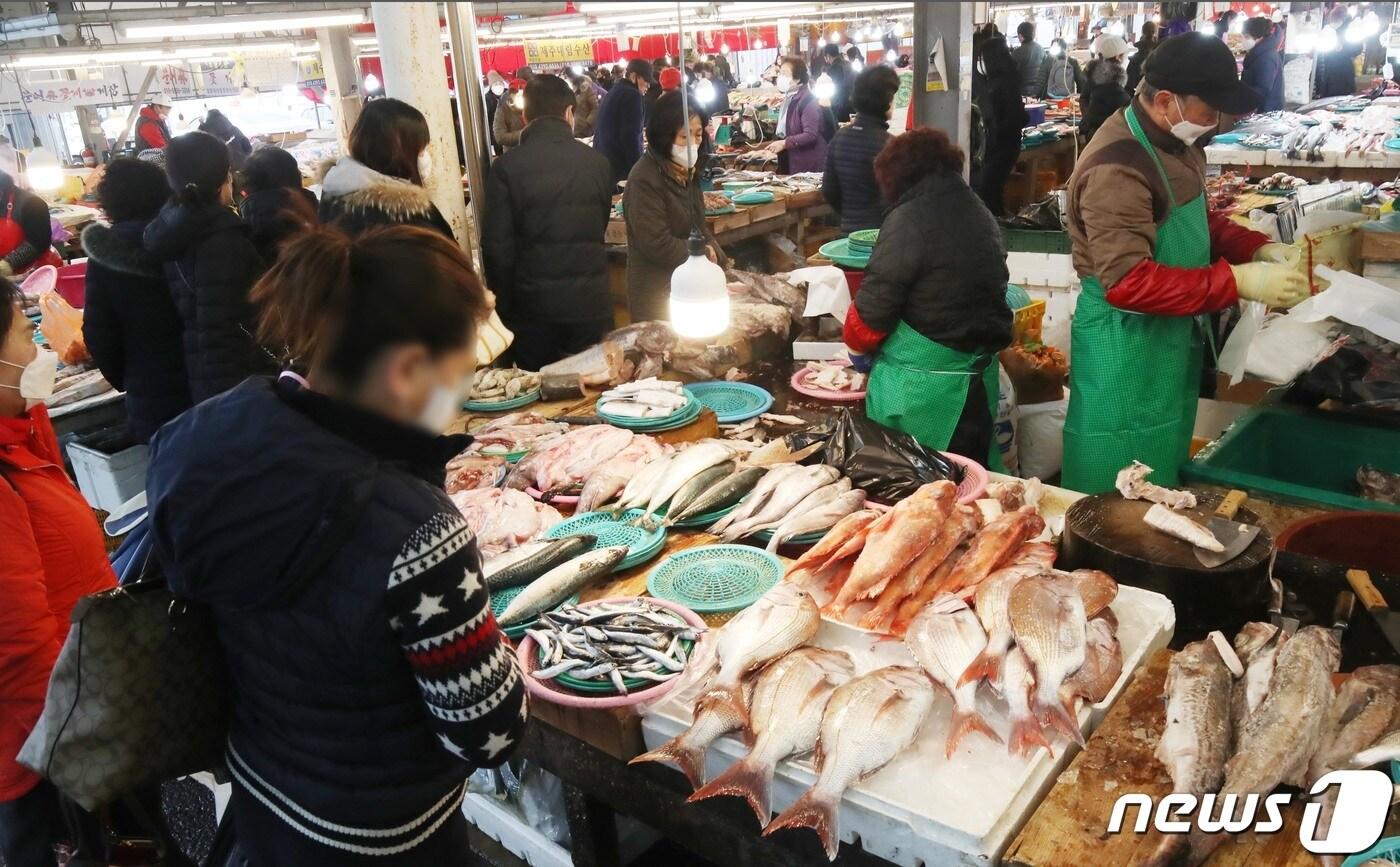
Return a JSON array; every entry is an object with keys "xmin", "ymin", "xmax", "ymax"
[
  {"xmin": 82, "ymin": 220, "xmax": 162, "ymax": 278},
  {"xmin": 319, "ymin": 157, "xmax": 436, "ymax": 221}
]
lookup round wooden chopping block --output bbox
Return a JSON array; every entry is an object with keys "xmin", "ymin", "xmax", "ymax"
[{"xmin": 1059, "ymin": 490, "xmax": 1273, "ymax": 639}]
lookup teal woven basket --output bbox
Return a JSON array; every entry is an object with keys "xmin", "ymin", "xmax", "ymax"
[
  {"xmin": 647, "ymin": 544, "xmax": 782, "ymax": 615},
  {"xmin": 465, "ymin": 389, "xmax": 540, "ymax": 413},
  {"xmin": 545, "ymin": 509, "xmax": 667, "ymax": 570},
  {"xmin": 595, "ymin": 395, "xmax": 701, "ymax": 431},
  {"xmin": 686, "ymin": 381, "xmax": 773, "ymax": 424},
  {"xmin": 1343, "ymin": 837, "xmax": 1400, "ymax": 867}
]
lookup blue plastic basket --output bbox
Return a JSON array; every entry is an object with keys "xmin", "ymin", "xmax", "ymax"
[
  {"xmin": 545, "ymin": 509, "xmax": 667, "ymax": 571},
  {"xmin": 686, "ymin": 381, "xmax": 773, "ymax": 424},
  {"xmin": 647, "ymin": 544, "xmax": 782, "ymax": 614}
]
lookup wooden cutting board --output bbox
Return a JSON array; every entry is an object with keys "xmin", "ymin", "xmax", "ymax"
[{"xmin": 1004, "ymin": 649, "xmax": 1320, "ymax": 867}]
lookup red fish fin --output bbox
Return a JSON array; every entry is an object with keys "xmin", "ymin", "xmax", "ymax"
[
  {"xmin": 945, "ymin": 708, "xmax": 1003, "ymax": 759},
  {"xmin": 706, "ymin": 685, "xmax": 751, "ymax": 737},
  {"xmin": 687, "ymin": 758, "xmax": 772, "ymax": 826},
  {"xmin": 1035, "ymin": 696, "xmax": 1085, "ymax": 747},
  {"xmin": 762, "ymin": 788, "xmax": 841, "ymax": 860},
  {"xmin": 957, "ymin": 649, "xmax": 1002, "ymax": 688},
  {"xmin": 629, "ymin": 736, "xmax": 707, "ymax": 790},
  {"xmin": 1008, "ymin": 714, "xmax": 1054, "ymax": 758}
]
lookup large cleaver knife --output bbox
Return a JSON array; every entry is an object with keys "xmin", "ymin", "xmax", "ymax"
[{"xmin": 1194, "ymin": 489, "xmax": 1263, "ymax": 568}]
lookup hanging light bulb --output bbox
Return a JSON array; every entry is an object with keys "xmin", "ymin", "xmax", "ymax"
[
  {"xmin": 885, "ymin": 49, "xmax": 897, "ymax": 63},
  {"xmin": 1364, "ymin": 10, "xmax": 1382, "ymax": 36},
  {"xmin": 694, "ymin": 77, "xmax": 716, "ymax": 105},
  {"xmin": 850, "ymin": 59, "xmax": 863, "ymax": 72},
  {"xmin": 720, "ymin": 42, "xmax": 730, "ymax": 54},
  {"xmin": 817, "ymin": 35, "xmax": 827, "ymax": 47},
  {"xmin": 830, "ymin": 30, "xmax": 842, "ymax": 43},
  {"xmin": 25, "ymin": 146, "xmax": 63, "ymax": 194},
  {"xmin": 512, "ymin": 90, "xmax": 525, "ymax": 109},
  {"xmin": 363, "ymin": 72, "xmax": 381, "ymax": 93},
  {"xmin": 669, "ymin": 2, "xmax": 728, "ymax": 341},
  {"xmin": 570, "ymin": 64, "xmax": 584, "ymax": 75},
  {"xmin": 754, "ymin": 38, "xmax": 764, "ymax": 49},
  {"xmin": 1345, "ymin": 16, "xmax": 1367, "ymax": 42},
  {"xmin": 1048, "ymin": 42, "xmax": 1063, "ymax": 57},
  {"xmin": 812, "ymin": 71, "xmax": 836, "ymax": 100},
  {"xmin": 1318, "ymin": 24, "xmax": 1340, "ymax": 52},
  {"xmin": 664, "ymin": 53, "xmax": 673, "ymax": 64}
]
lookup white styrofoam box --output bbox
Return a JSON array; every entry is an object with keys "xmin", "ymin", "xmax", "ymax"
[
  {"xmin": 1006, "ymin": 251, "xmax": 1078, "ymax": 289},
  {"xmin": 642, "ymin": 584, "xmax": 1175, "ymax": 867},
  {"xmin": 66, "ymin": 440, "xmax": 147, "ymax": 513},
  {"xmin": 463, "ymin": 794, "xmax": 572, "ymax": 867},
  {"xmin": 792, "ymin": 340, "xmax": 848, "ymax": 361},
  {"xmin": 1204, "ymin": 144, "xmax": 1265, "ymax": 171},
  {"xmin": 1265, "ymin": 147, "xmax": 1338, "ymax": 168}
]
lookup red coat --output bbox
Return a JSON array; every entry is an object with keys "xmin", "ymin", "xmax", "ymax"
[{"xmin": 0, "ymin": 404, "xmax": 115, "ymax": 800}]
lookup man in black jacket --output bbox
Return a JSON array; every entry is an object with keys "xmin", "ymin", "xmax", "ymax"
[
  {"xmin": 482, "ymin": 75, "xmax": 615, "ymax": 370},
  {"xmin": 594, "ymin": 59, "xmax": 653, "ymax": 185}
]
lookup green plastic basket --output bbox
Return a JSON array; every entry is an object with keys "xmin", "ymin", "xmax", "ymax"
[
  {"xmin": 647, "ymin": 544, "xmax": 782, "ymax": 614},
  {"xmin": 686, "ymin": 381, "xmax": 773, "ymax": 424},
  {"xmin": 491, "ymin": 585, "xmax": 578, "ymax": 640},
  {"xmin": 750, "ymin": 525, "xmax": 829, "ymax": 546},
  {"xmin": 1000, "ymin": 227, "xmax": 1072, "ymax": 254},
  {"xmin": 848, "ymin": 228, "xmax": 879, "ymax": 247},
  {"xmin": 595, "ymin": 395, "xmax": 701, "ymax": 431},
  {"xmin": 666, "ymin": 501, "xmax": 738, "ymax": 530},
  {"xmin": 545, "ymin": 509, "xmax": 667, "ymax": 570}
]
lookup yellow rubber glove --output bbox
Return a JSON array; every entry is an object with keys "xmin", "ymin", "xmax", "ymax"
[
  {"xmin": 0, "ymin": 261, "xmax": 11, "ymax": 277},
  {"xmin": 1230, "ymin": 262, "xmax": 1309, "ymax": 308},
  {"xmin": 1253, "ymin": 242, "xmax": 1297, "ymax": 265}
]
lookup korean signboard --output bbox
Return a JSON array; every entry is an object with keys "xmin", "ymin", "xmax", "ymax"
[
  {"xmin": 525, "ymin": 38, "xmax": 594, "ymax": 65},
  {"xmin": 19, "ymin": 76, "xmax": 123, "ymax": 113}
]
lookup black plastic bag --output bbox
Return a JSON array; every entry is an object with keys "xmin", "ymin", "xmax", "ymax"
[{"xmin": 821, "ymin": 409, "xmax": 963, "ymax": 502}]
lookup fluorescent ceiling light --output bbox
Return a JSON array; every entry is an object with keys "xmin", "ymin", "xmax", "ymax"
[
  {"xmin": 124, "ymin": 10, "xmax": 365, "ymax": 39},
  {"xmin": 498, "ymin": 14, "xmax": 590, "ymax": 34},
  {"xmin": 142, "ymin": 56, "xmax": 224, "ymax": 65},
  {"xmin": 578, "ymin": 2, "xmax": 707, "ymax": 11},
  {"xmin": 9, "ymin": 41, "xmax": 295, "ymax": 67}
]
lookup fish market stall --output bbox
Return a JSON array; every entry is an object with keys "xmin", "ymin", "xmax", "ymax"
[{"xmin": 606, "ymin": 174, "xmax": 830, "ymax": 251}]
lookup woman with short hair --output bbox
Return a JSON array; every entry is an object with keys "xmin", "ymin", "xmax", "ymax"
[
  {"xmin": 823, "ymin": 64, "xmax": 901, "ymax": 234},
  {"xmin": 768, "ymin": 57, "xmax": 829, "ymax": 174},
  {"xmin": 844, "ymin": 128, "xmax": 1013, "ymax": 470}
]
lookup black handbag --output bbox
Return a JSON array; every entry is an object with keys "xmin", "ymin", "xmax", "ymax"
[{"xmin": 17, "ymin": 548, "xmax": 231, "ymax": 813}]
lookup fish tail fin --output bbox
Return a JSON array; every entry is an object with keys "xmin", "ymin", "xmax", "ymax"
[
  {"xmin": 957, "ymin": 648, "xmax": 1002, "ymax": 688},
  {"xmin": 1140, "ymin": 834, "xmax": 1189, "ymax": 867},
  {"xmin": 764, "ymin": 532, "xmax": 784, "ymax": 554},
  {"xmin": 762, "ymin": 787, "xmax": 841, "ymax": 860},
  {"xmin": 1008, "ymin": 713, "xmax": 1054, "ymax": 758},
  {"xmin": 687, "ymin": 757, "xmax": 772, "ymax": 826},
  {"xmin": 857, "ymin": 604, "xmax": 896, "ymax": 632},
  {"xmin": 628, "ymin": 735, "xmax": 707, "ymax": 790},
  {"xmin": 945, "ymin": 707, "xmax": 1003, "ymax": 759},
  {"xmin": 1035, "ymin": 694, "xmax": 1085, "ymax": 747}
]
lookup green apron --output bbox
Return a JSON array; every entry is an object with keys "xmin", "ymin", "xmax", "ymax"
[
  {"xmin": 1061, "ymin": 105, "xmax": 1210, "ymax": 494},
  {"xmin": 866, "ymin": 320, "xmax": 1007, "ymax": 473}
]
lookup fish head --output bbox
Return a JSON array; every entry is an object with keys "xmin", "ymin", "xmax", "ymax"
[{"xmin": 1232, "ymin": 621, "xmax": 1284, "ymax": 658}]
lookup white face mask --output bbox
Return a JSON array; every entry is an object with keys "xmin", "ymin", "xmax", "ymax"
[
  {"xmin": 417, "ymin": 150, "xmax": 433, "ymax": 181},
  {"xmin": 1241, "ymin": 37, "xmax": 1257, "ymax": 50},
  {"xmin": 776, "ymin": 74, "xmax": 793, "ymax": 93},
  {"xmin": 0, "ymin": 348, "xmax": 59, "ymax": 403},
  {"xmin": 1168, "ymin": 95, "xmax": 1218, "ymax": 147},
  {"xmin": 490, "ymin": 82, "xmax": 506, "ymax": 96},
  {"xmin": 671, "ymin": 142, "xmax": 698, "ymax": 168},
  {"xmin": 416, "ymin": 374, "xmax": 471, "ymax": 435}
]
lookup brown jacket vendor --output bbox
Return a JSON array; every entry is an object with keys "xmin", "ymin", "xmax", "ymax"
[{"xmin": 1062, "ymin": 33, "xmax": 1308, "ymax": 494}]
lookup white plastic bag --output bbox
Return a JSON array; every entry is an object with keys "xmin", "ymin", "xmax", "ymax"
[
  {"xmin": 1217, "ymin": 301, "xmax": 1268, "ymax": 386},
  {"xmin": 1245, "ymin": 314, "xmax": 1335, "ymax": 384},
  {"xmin": 994, "ymin": 366, "xmax": 1019, "ymax": 475},
  {"xmin": 1017, "ymin": 395, "xmax": 1067, "ymax": 480}
]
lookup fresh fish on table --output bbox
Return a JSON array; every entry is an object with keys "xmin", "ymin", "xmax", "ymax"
[
  {"xmin": 1001, "ymin": 645, "xmax": 1053, "ymax": 757},
  {"xmin": 1230, "ymin": 621, "xmax": 1287, "ymax": 743},
  {"xmin": 1349, "ymin": 729, "xmax": 1400, "ymax": 769},
  {"xmin": 765, "ymin": 489, "xmax": 868, "ymax": 553},
  {"xmin": 631, "ymin": 682, "xmax": 754, "ymax": 788},
  {"xmin": 539, "ymin": 339, "xmax": 628, "ymax": 387},
  {"xmin": 940, "ymin": 505, "xmax": 1046, "ymax": 597},
  {"xmin": 708, "ymin": 463, "xmax": 803, "ymax": 534},
  {"xmin": 1163, "ymin": 627, "xmax": 1341, "ymax": 867},
  {"xmin": 762, "ymin": 666, "xmax": 936, "ymax": 861},
  {"xmin": 688, "ymin": 647, "xmax": 856, "ymax": 823},
  {"xmin": 1143, "ymin": 503, "xmax": 1224, "ymax": 552},
  {"xmin": 1061, "ymin": 611, "xmax": 1123, "ymax": 708},
  {"xmin": 636, "ymin": 442, "xmax": 735, "ymax": 525},
  {"xmin": 1061, "ymin": 568, "xmax": 1118, "ymax": 618},
  {"xmin": 718, "ymin": 465, "xmax": 841, "ymax": 542},
  {"xmin": 828, "ymin": 481, "xmax": 956, "ymax": 614},
  {"xmin": 655, "ymin": 461, "xmax": 734, "ymax": 526},
  {"xmin": 1008, "ymin": 574, "xmax": 1087, "ymax": 746},
  {"xmin": 576, "ymin": 437, "xmax": 669, "ymax": 513},
  {"xmin": 959, "ymin": 565, "xmax": 1046, "ymax": 686},
  {"xmin": 1115, "ymin": 460, "xmax": 1198, "ymax": 509},
  {"xmin": 905, "ymin": 594, "xmax": 1002, "ymax": 757},
  {"xmin": 887, "ymin": 505, "xmax": 985, "ymax": 636},
  {"xmin": 497, "ymin": 546, "xmax": 630, "ymax": 626},
  {"xmin": 1309, "ymin": 665, "xmax": 1400, "ymax": 785},
  {"xmin": 732, "ymin": 475, "xmax": 850, "ymax": 543},
  {"xmin": 1151, "ymin": 638, "xmax": 1235, "ymax": 846},
  {"xmin": 695, "ymin": 582, "xmax": 821, "ymax": 729},
  {"xmin": 528, "ymin": 600, "xmax": 702, "ymax": 696},
  {"xmin": 483, "ymin": 535, "xmax": 597, "ymax": 592},
  {"xmin": 612, "ymin": 451, "xmax": 676, "ymax": 513},
  {"xmin": 784, "ymin": 509, "xmax": 880, "ymax": 583},
  {"xmin": 666, "ymin": 466, "xmax": 768, "ymax": 526}
]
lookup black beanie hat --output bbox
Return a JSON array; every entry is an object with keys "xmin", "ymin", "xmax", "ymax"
[{"xmin": 165, "ymin": 130, "xmax": 230, "ymax": 203}]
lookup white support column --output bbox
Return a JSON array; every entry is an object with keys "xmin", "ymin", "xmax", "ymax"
[
  {"xmin": 316, "ymin": 25, "xmax": 362, "ymax": 154},
  {"xmin": 370, "ymin": 1, "xmax": 470, "ymax": 246}
]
